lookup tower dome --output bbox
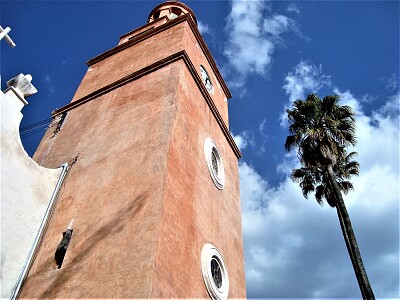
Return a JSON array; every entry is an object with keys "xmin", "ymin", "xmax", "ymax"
[{"xmin": 148, "ymin": 1, "xmax": 197, "ymax": 25}]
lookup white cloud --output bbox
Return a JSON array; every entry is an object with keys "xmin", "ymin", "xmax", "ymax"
[
  {"xmin": 42, "ymin": 74, "xmax": 54, "ymax": 96},
  {"xmin": 281, "ymin": 60, "xmax": 331, "ymax": 125},
  {"xmin": 378, "ymin": 92, "xmax": 399, "ymax": 119},
  {"xmin": 359, "ymin": 93, "xmax": 377, "ymax": 104},
  {"xmin": 283, "ymin": 60, "xmax": 331, "ymax": 103},
  {"xmin": 263, "ymin": 14, "xmax": 293, "ymax": 39},
  {"xmin": 223, "ymin": 1, "xmax": 301, "ymax": 89},
  {"xmin": 333, "ymin": 88, "xmax": 363, "ymax": 114},
  {"xmin": 232, "ymin": 130, "xmax": 255, "ymax": 151},
  {"xmin": 276, "ymin": 151, "xmax": 297, "ymax": 176},
  {"xmin": 197, "ymin": 20, "xmax": 209, "ymax": 35},
  {"xmin": 258, "ymin": 118, "xmax": 267, "ymax": 137},
  {"xmin": 286, "ymin": 3, "xmax": 301, "ymax": 15},
  {"xmin": 241, "ymin": 82, "xmax": 399, "ymax": 297},
  {"xmin": 233, "ymin": 133, "xmax": 248, "ymax": 151},
  {"xmin": 385, "ymin": 73, "xmax": 399, "ymax": 91}
]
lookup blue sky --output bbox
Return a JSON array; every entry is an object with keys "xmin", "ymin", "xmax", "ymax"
[{"xmin": 2, "ymin": 0, "xmax": 399, "ymax": 298}]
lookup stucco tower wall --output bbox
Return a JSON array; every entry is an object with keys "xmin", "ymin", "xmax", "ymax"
[
  {"xmin": 150, "ymin": 61, "xmax": 246, "ymax": 298},
  {"xmin": 65, "ymin": 15, "xmax": 231, "ymax": 130},
  {"xmin": 21, "ymin": 4, "xmax": 245, "ymax": 298},
  {"xmin": 21, "ymin": 62, "xmax": 181, "ymax": 298}
]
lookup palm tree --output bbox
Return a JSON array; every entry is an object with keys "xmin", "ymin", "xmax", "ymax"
[{"xmin": 285, "ymin": 94, "xmax": 374, "ymax": 299}]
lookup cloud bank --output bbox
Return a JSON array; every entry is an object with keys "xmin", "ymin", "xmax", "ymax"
[
  {"xmin": 237, "ymin": 62, "xmax": 399, "ymax": 298},
  {"xmin": 222, "ymin": 2, "xmax": 398, "ymax": 297}
]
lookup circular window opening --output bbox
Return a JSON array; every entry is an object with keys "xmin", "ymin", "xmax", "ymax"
[
  {"xmin": 204, "ymin": 138, "xmax": 225, "ymax": 190},
  {"xmin": 200, "ymin": 65, "xmax": 214, "ymax": 94},
  {"xmin": 201, "ymin": 244, "xmax": 229, "ymax": 300},
  {"xmin": 211, "ymin": 149, "xmax": 219, "ymax": 177},
  {"xmin": 211, "ymin": 257, "xmax": 222, "ymax": 288}
]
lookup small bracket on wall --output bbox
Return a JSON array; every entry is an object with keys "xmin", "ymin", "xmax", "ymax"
[{"xmin": 54, "ymin": 112, "xmax": 68, "ymax": 134}]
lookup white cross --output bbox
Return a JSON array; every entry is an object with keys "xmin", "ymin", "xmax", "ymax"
[{"xmin": 0, "ymin": 25, "xmax": 16, "ymax": 47}]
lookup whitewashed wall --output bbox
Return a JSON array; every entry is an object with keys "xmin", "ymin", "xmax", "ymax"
[{"xmin": 0, "ymin": 85, "xmax": 64, "ymax": 298}]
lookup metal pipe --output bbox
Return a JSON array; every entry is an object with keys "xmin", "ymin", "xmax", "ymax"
[{"xmin": 10, "ymin": 163, "xmax": 69, "ymax": 300}]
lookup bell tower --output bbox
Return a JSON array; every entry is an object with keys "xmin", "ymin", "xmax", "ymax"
[{"xmin": 19, "ymin": 2, "xmax": 246, "ymax": 298}]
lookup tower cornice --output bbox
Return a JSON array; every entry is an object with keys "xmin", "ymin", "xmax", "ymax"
[
  {"xmin": 86, "ymin": 14, "xmax": 232, "ymax": 100},
  {"xmin": 53, "ymin": 50, "xmax": 241, "ymax": 159}
]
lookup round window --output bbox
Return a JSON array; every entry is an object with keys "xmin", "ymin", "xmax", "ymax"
[
  {"xmin": 211, "ymin": 257, "xmax": 223, "ymax": 288},
  {"xmin": 211, "ymin": 150, "xmax": 219, "ymax": 176},
  {"xmin": 200, "ymin": 65, "xmax": 214, "ymax": 94},
  {"xmin": 204, "ymin": 138, "xmax": 225, "ymax": 189},
  {"xmin": 201, "ymin": 244, "xmax": 229, "ymax": 300}
]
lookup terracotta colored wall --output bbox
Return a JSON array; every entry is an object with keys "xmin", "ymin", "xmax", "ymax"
[
  {"xmin": 150, "ymin": 64, "xmax": 246, "ymax": 298},
  {"xmin": 119, "ymin": 17, "xmax": 168, "ymax": 45},
  {"xmin": 71, "ymin": 18, "xmax": 230, "ymax": 127},
  {"xmin": 22, "ymin": 63, "xmax": 181, "ymax": 298},
  {"xmin": 22, "ymin": 13, "xmax": 244, "ymax": 299},
  {"xmin": 181, "ymin": 22, "xmax": 230, "ymax": 126},
  {"xmin": 71, "ymin": 22, "xmax": 186, "ymax": 102}
]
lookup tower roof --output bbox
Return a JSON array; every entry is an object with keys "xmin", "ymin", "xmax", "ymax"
[{"xmin": 148, "ymin": 1, "xmax": 197, "ymax": 25}]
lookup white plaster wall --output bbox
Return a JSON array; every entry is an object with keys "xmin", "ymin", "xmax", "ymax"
[{"xmin": 0, "ymin": 89, "xmax": 63, "ymax": 298}]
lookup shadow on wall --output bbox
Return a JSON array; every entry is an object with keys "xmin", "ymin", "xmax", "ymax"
[{"xmin": 27, "ymin": 192, "xmax": 148, "ymax": 298}]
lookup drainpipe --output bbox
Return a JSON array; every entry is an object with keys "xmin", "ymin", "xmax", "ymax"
[{"xmin": 10, "ymin": 163, "xmax": 69, "ymax": 300}]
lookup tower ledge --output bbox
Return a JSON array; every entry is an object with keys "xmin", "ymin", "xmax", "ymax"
[{"xmin": 87, "ymin": 14, "xmax": 231, "ymax": 100}]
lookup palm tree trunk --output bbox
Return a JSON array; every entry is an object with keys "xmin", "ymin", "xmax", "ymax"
[
  {"xmin": 336, "ymin": 205, "xmax": 367, "ymax": 298},
  {"xmin": 327, "ymin": 165, "xmax": 375, "ymax": 299},
  {"xmin": 327, "ymin": 172, "xmax": 367, "ymax": 299},
  {"xmin": 326, "ymin": 174, "xmax": 366, "ymax": 297}
]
